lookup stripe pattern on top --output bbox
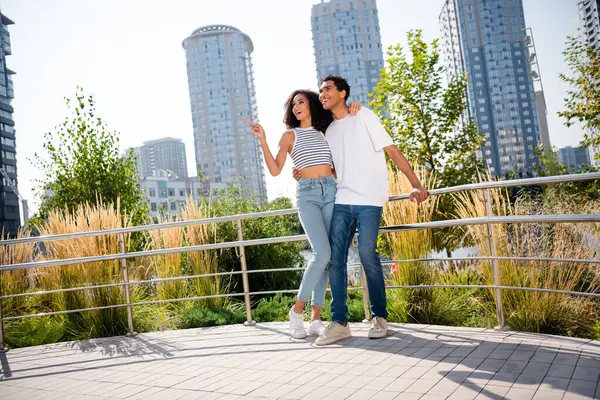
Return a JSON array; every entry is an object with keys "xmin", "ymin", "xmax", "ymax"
[{"xmin": 289, "ymin": 127, "xmax": 333, "ymax": 170}]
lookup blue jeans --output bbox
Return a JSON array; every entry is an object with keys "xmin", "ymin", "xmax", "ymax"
[
  {"xmin": 296, "ymin": 175, "xmax": 336, "ymax": 306},
  {"xmin": 329, "ymin": 204, "xmax": 388, "ymax": 323}
]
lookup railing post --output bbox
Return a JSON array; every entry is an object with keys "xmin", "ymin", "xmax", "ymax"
[
  {"xmin": 484, "ymin": 190, "xmax": 508, "ymax": 331},
  {"xmin": 0, "ymin": 244, "xmax": 8, "ymax": 352},
  {"xmin": 119, "ymin": 233, "xmax": 135, "ymax": 336},
  {"xmin": 354, "ymin": 234, "xmax": 371, "ymax": 324},
  {"xmin": 236, "ymin": 219, "xmax": 255, "ymax": 326}
]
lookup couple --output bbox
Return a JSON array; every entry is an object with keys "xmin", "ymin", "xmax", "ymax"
[{"xmin": 245, "ymin": 75, "xmax": 428, "ymax": 345}]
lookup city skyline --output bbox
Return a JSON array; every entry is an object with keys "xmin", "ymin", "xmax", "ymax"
[{"xmin": 0, "ymin": 0, "xmax": 585, "ymax": 213}]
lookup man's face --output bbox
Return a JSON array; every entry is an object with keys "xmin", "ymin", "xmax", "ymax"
[{"xmin": 319, "ymin": 80, "xmax": 345, "ymax": 110}]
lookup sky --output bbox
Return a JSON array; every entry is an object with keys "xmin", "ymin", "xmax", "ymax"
[{"xmin": 1, "ymin": 0, "xmax": 583, "ymax": 215}]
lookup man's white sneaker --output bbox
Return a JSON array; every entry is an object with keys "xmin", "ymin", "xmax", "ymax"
[
  {"xmin": 368, "ymin": 316, "xmax": 388, "ymax": 339},
  {"xmin": 289, "ymin": 308, "xmax": 307, "ymax": 339},
  {"xmin": 308, "ymin": 320, "xmax": 326, "ymax": 336},
  {"xmin": 315, "ymin": 322, "xmax": 351, "ymax": 346}
]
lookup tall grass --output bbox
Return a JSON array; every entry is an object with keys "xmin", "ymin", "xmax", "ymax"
[
  {"xmin": 453, "ymin": 185, "xmax": 600, "ymax": 337},
  {"xmin": 34, "ymin": 200, "xmax": 141, "ymax": 338},
  {"xmin": 180, "ymin": 198, "xmax": 224, "ymax": 309}
]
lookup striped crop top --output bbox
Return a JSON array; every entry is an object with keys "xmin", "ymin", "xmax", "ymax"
[{"xmin": 289, "ymin": 127, "xmax": 333, "ymax": 170}]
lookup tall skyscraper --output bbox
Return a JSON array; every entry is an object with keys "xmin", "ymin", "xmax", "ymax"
[
  {"xmin": 133, "ymin": 137, "xmax": 188, "ymax": 180},
  {"xmin": 0, "ymin": 11, "xmax": 18, "ymax": 237},
  {"xmin": 576, "ymin": 0, "xmax": 600, "ymax": 167},
  {"xmin": 557, "ymin": 146, "xmax": 591, "ymax": 170},
  {"xmin": 440, "ymin": 0, "xmax": 542, "ymax": 178},
  {"xmin": 311, "ymin": 0, "xmax": 384, "ymax": 104},
  {"xmin": 182, "ymin": 25, "xmax": 267, "ymax": 200}
]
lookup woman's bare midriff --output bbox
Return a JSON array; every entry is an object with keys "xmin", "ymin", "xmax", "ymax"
[{"xmin": 299, "ymin": 164, "xmax": 333, "ymax": 178}]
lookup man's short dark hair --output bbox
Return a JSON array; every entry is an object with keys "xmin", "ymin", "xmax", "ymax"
[{"xmin": 321, "ymin": 75, "xmax": 350, "ymax": 101}]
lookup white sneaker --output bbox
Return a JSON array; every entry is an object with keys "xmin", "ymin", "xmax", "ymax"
[
  {"xmin": 308, "ymin": 320, "xmax": 326, "ymax": 336},
  {"xmin": 289, "ymin": 308, "xmax": 307, "ymax": 339},
  {"xmin": 368, "ymin": 316, "xmax": 388, "ymax": 339},
  {"xmin": 315, "ymin": 322, "xmax": 351, "ymax": 346}
]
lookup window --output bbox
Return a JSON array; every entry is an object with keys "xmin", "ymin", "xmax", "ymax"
[
  {"xmin": 151, "ymin": 203, "xmax": 157, "ymax": 211},
  {"xmin": 170, "ymin": 202, "xmax": 177, "ymax": 211},
  {"xmin": 168, "ymin": 188, "xmax": 175, "ymax": 196},
  {"xmin": 149, "ymin": 188, "xmax": 156, "ymax": 197},
  {"xmin": 179, "ymin": 189, "xmax": 185, "ymax": 196}
]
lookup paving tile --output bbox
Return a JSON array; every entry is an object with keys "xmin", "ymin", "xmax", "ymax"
[
  {"xmin": 474, "ymin": 384, "xmax": 510, "ymax": 399},
  {"xmin": 547, "ymin": 364, "xmax": 575, "ymax": 379},
  {"xmin": 566, "ymin": 379, "xmax": 597, "ymax": 397},
  {"xmin": 532, "ymin": 391, "xmax": 565, "ymax": 400},
  {"xmin": 404, "ymin": 379, "xmax": 440, "ymax": 394},
  {"xmin": 487, "ymin": 372, "xmax": 520, "ymax": 387},
  {"xmin": 571, "ymin": 366, "xmax": 600, "ymax": 382},
  {"xmin": 538, "ymin": 376, "xmax": 570, "ymax": 393},
  {"xmin": 503, "ymin": 387, "xmax": 536, "ymax": 400},
  {"xmin": 384, "ymin": 377, "xmax": 417, "ymax": 392},
  {"xmin": 522, "ymin": 362, "xmax": 551, "ymax": 376},
  {"xmin": 531, "ymin": 351, "xmax": 557, "ymax": 364},
  {"xmin": 447, "ymin": 383, "xmax": 482, "ymax": 400}
]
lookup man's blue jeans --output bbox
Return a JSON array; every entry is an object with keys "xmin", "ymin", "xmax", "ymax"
[{"xmin": 329, "ymin": 204, "xmax": 388, "ymax": 324}]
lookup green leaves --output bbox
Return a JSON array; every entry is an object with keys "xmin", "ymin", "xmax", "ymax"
[
  {"xmin": 559, "ymin": 36, "xmax": 600, "ymax": 159},
  {"xmin": 30, "ymin": 87, "xmax": 149, "ymax": 229},
  {"xmin": 370, "ymin": 30, "xmax": 484, "ymax": 252}
]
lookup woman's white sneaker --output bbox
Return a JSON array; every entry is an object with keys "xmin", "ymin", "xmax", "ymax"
[
  {"xmin": 289, "ymin": 308, "xmax": 307, "ymax": 339},
  {"xmin": 308, "ymin": 320, "xmax": 326, "ymax": 336}
]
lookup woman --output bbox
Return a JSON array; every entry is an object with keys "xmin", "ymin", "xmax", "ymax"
[{"xmin": 243, "ymin": 90, "xmax": 359, "ymax": 339}]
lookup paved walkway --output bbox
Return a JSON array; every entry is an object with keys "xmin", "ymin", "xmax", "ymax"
[{"xmin": 0, "ymin": 323, "xmax": 599, "ymax": 399}]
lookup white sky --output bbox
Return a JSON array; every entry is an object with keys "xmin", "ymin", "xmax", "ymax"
[{"xmin": 1, "ymin": 0, "xmax": 582, "ymax": 213}]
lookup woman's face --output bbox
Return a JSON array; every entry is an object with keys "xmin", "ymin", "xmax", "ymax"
[{"xmin": 292, "ymin": 94, "xmax": 311, "ymax": 122}]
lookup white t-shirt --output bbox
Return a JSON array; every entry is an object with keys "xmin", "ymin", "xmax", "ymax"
[{"xmin": 325, "ymin": 108, "xmax": 394, "ymax": 207}]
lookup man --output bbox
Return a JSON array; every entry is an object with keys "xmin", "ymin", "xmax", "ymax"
[{"xmin": 308, "ymin": 75, "xmax": 428, "ymax": 346}]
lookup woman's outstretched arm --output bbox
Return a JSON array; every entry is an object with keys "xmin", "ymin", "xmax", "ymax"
[{"xmin": 244, "ymin": 117, "xmax": 294, "ymax": 177}]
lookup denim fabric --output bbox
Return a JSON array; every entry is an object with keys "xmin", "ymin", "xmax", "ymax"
[
  {"xmin": 296, "ymin": 175, "xmax": 336, "ymax": 306},
  {"xmin": 329, "ymin": 204, "xmax": 388, "ymax": 323}
]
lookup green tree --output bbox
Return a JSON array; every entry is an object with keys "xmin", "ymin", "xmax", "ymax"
[
  {"xmin": 31, "ymin": 87, "xmax": 148, "ymax": 227},
  {"xmin": 208, "ymin": 186, "xmax": 304, "ymax": 297},
  {"xmin": 370, "ymin": 30, "xmax": 484, "ymax": 252},
  {"xmin": 559, "ymin": 36, "xmax": 600, "ymax": 160}
]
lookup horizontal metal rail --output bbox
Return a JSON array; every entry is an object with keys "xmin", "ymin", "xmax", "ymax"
[
  {"xmin": 2, "ymin": 172, "xmax": 598, "ymax": 246},
  {"xmin": 5, "ymin": 254, "xmax": 599, "ymax": 302},
  {"xmin": 0, "ymin": 267, "xmax": 311, "ymax": 301},
  {"xmin": 3, "ymin": 214, "xmax": 599, "ymax": 273},
  {"xmin": 388, "ymin": 172, "xmax": 600, "ymax": 201}
]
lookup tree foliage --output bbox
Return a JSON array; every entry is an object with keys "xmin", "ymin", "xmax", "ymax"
[
  {"xmin": 559, "ymin": 36, "xmax": 600, "ymax": 160},
  {"xmin": 31, "ymin": 87, "xmax": 148, "ymax": 227},
  {"xmin": 370, "ymin": 30, "xmax": 484, "ymax": 251}
]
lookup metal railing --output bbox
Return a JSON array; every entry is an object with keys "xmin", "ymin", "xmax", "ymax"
[{"xmin": 0, "ymin": 172, "xmax": 599, "ymax": 350}]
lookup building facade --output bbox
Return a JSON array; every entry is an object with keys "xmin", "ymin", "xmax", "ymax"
[
  {"xmin": 140, "ymin": 176, "xmax": 210, "ymax": 218},
  {"xmin": 311, "ymin": 0, "xmax": 384, "ymax": 105},
  {"xmin": 0, "ymin": 11, "xmax": 18, "ymax": 237},
  {"xmin": 132, "ymin": 137, "xmax": 188, "ymax": 180},
  {"xmin": 440, "ymin": 0, "xmax": 542, "ymax": 178},
  {"xmin": 182, "ymin": 25, "xmax": 267, "ymax": 200},
  {"xmin": 576, "ymin": 0, "xmax": 600, "ymax": 167},
  {"xmin": 557, "ymin": 146, "xmax": 591, "ymax": 170}
]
